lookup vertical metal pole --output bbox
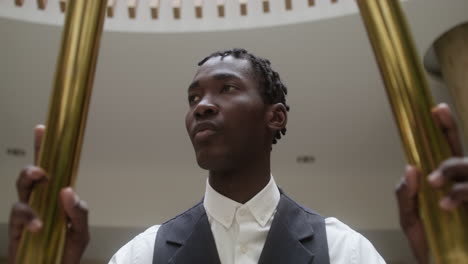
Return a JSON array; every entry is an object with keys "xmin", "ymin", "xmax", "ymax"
[
  {"xmin": 16, "ymin": 0, "xmax": 106, "ymax": 263},
  {"xmin": 356, "ymin": 1, "xmax": 468, "ymax": 263}
]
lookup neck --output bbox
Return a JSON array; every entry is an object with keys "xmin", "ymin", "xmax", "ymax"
[{"xmin": 208, "ymin": 154, "xmax": 271, "ymax": 204}]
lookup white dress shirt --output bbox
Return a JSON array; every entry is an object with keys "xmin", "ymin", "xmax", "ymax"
[{"xmin": 109, "ymin": 177, "xmax": 385, "ymax": 264}]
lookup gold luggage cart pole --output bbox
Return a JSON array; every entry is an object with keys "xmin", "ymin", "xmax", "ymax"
[
  {"xmin": 357, "ymin": 0, "xmax": 468, "ymax": 263},
  {"xmin": 16, "ymin": 0, "xmax": 107, "ymax": 263}
]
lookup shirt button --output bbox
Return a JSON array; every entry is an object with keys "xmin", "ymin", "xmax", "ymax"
[
  {"xmin": 240, "ymin": 244, "xmax": 248, "ymax": 254},
  {"xmin": 238, "ymin": 209, "xmax": 246, "ymax": 216}
]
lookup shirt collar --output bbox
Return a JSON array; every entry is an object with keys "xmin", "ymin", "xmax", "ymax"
[{"xmin": 203, "ymin": 175, "xmax": 280, "ymax": 229}]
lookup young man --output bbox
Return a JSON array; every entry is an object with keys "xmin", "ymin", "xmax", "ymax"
[
  {"xmin": 110, "ymin": 49, "xmax": 385, "ymax": 263},
  {"xmin": 8, "ymin": 49, "xmax": 468, "ymax": 264}
]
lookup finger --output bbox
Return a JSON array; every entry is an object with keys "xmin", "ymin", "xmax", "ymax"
[
  {"xmin": 16, "ymin": 166, "xmax": 48, "ymax": 203},
  {"xmin": 450, "ymin": 182, "xmax": 468, "ymax": 202},
  {"xmin": 396, "ymin": 165, "xmax": 420, "ymax": 199},
  {"xmin": 60, "ymin": 188, "xmax": 89, "ymax": 234},
  {"xmin": 431, "ymin": 103, "xmax": 463, "ymax": 156},
  {"xmin": 396, "ymin": 165, "xmax": 421, "ymax": 231},
  {"xmin": 9, "ymin": 203, "xmax": 42, "ymax": 241},
  {"xmin": 396, "ymin": 166, "xmax": 430, "ymax": 263},
  {"xmin": 428, "ymin": 157, "xmax": 468, "ymax": 188},
  {"xmin": 34, "ymin": 124, "xmax": 45, "ymax": 165},
  {"xmin": 439, "ymin": 183, "xmax": 468, "ymax": 211},
  {"xmin": 8, "ymin": 203, "xmax": 42, "ymax": 264},
  {"xmin": 405, "ymin": 165, "xmax": 420, "ymax": 197},
  {"xmin": 60, "ymin": 188, "xmax": 90, "ymax": 264}
]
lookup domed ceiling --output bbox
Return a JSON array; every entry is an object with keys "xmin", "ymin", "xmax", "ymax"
[{"xmin": 1, "ymin": 0, "xmax": 406, "ymax": 32}]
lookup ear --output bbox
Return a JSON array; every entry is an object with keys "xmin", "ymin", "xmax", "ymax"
[{"xmin": 266, "ymin": 103, "xmax": 287, "ymax": 133}]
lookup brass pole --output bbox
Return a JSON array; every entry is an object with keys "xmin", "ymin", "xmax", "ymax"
[
  {"xmin": 16, "ymin": 0, "xmax": 106, "ymax": 263},
  {"xmin": 356, "ymin": 1, "xmax": 468, "ymax": 263}
]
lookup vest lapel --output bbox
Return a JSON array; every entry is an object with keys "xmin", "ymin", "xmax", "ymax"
[
  {"xmin": 167, "ymin": 209, "xmax": 221, "ymax": 264},
  {"xmin": 154, "ymin": 194, "xmax": 328, "ymax": 264},
  {"xmin": 258, "ymin": 194, "xmax": 316, "ymax": 264}
]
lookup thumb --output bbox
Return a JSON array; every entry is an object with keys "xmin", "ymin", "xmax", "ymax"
[
  {"xmin": 396, "ymin": 166, "xmax": 429, "ymax": 264},
  {"xmin": 60, "ymin": 187, "xmax": 89, "ymax": 264},
  {"xmin": 60, "ymin": 188, "xmax": 89, "ymax": 233},
  {"xmin": 431, "ymin": 103, "xmax": 463, "ymax": 157}
]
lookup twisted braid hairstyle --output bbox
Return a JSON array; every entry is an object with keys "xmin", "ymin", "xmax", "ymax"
[{"xmin": 198, "ymin": 48, "xmax": 290, "ymax": 144}]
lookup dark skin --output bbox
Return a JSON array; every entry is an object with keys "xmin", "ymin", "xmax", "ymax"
[
  {"xmin": 185, "ymin": 56, "xmax": 287, "ymax": 203},
  {"xmin": 8, "ymin": 126, "xmax": 89, "ymax": 264},
  {"xmin": 396, "ymin": 103, "xmax": 468, "ymax": 264},
  {"xmin": 7, "ymin": 57, "xmax": 468, "ymax": 263}
]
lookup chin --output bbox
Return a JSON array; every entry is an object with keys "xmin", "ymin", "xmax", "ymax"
[{"xmin": 195, "ymin": 148, "xmax": 233, "ymax": 171}]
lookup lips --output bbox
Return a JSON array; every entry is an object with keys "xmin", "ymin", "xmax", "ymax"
[{"xmin": 191, "ymin": 122, "xmax": 219, "ymax": 141}]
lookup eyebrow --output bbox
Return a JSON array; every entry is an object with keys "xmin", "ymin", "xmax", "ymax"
[
  {"xmin": 188, "ymin": 81, "xmax": 199, "ymax": 91},
  {"xmin": 188, "ymin": 72, "xmax": 242, "ymax": 91},
  {"xmin": 213, "ymin": 72, "xmax": 242, "ymax": 81}
]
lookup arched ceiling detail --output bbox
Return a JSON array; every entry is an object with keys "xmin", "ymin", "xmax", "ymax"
[{"xmin": 1, "ymin": 0, "xmax": 407, "ymax": 32}]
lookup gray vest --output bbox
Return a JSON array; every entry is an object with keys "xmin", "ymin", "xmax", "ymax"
[{"xmin": 153, "ymin": 192, "xmax": 330, "ymax": 264}]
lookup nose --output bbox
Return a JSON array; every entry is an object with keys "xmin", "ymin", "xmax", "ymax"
[{"xmin": 194, "ymin": 99, "xmax": 219, "ymax": 119}]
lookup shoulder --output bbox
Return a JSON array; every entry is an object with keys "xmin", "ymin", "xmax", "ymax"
[
  {"xmin": 160, "ymin": 200, "xmax": 204, "ymax": 227},
  {"xmin": 108, "ymin": 202, "xmax": 204, "ymax": 264},
  {"xmin": 325, "ymin": 217, "xmax": 386, "ymax": 264},
  {"xmin": 281, "ymin": 192, "xmax": 324, "ymax": 218},
  {"xmin": 108, "ymin": 225, "xmax": 160, "ymax": 264}
]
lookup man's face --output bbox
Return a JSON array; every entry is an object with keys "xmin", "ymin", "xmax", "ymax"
[{"xmin": 185, "ymin": 56, "xmax": 270, "ymax": 171}]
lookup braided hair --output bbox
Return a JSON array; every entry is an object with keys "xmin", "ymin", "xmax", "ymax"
[
  {"xmin": 198, "ymin": 48, "xmax": 289, "ymax": 144},
  {"xmin": 198, "ymin": 48, "xmax": 290, "ymax": 144}
]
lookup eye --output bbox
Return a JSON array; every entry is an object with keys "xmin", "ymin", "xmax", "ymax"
[
  {"xmin": 188, "ymin": 94, "xmax": 200, "ymax": 104},
  {"xmin": 221, "ymin": 84, "xmax": 237, "ymax": 93}
]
